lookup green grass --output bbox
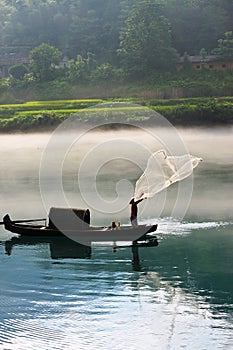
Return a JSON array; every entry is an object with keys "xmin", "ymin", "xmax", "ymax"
[
  {"xmin": 0, "ymin": 97, "xmax": 232, "ymax": 131},
  {"xmin": 0, "ymin": 99, "xmax": 103, "ymax": 116}
]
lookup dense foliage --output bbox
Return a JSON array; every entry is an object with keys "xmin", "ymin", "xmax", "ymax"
[
  {"xmin": 118, "ymin": 1, "xmax": 178, "ymax": 77},
  {"xmin": 0, "ymin": 0, "xmax": 232, "ymax": 104},
  {"xmin": 0, "ymin": 1, "xmax": 232, "ymax": 72}
]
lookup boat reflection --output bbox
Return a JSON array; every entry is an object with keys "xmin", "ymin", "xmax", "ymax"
[
  {"xmin": 5, "ymin": 236, "xmax": 92, "ymax": 259},
  {"xmin": 4, "ymin": 235, "xmax": 147, "ymax": 270}
]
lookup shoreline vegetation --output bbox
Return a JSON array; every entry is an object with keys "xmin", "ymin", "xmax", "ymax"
[
  {"xmin": 1, "ymin": 0, "xmax": 232, "ymax": 133},
  {"xmin": 0, "ymin": 96, "xmax": 233, "ymax": 132}
]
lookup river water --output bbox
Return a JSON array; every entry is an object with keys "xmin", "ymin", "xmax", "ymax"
[{"xmin": 0, "ymin": 127, "xmax": 232, "ymax": 350}]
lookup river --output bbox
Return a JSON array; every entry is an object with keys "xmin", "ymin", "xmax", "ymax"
[{"xmin": 0, "ymin": 126, "xmax": 232, "ymax": 350}]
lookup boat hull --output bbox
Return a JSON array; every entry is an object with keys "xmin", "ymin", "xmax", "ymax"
[{"xmin": 3, "ymin": 214, "xmax": 158, "ymax": 245}]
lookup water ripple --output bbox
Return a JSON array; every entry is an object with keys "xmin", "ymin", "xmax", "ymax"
[{"xmin": 1, "ymin": 225, "xmax": 233, "ymax": 350}]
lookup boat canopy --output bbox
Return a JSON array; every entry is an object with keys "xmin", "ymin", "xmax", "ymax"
[{"xmin": 48, "ymin": 207, "xmax": 90, "ymax": 230}]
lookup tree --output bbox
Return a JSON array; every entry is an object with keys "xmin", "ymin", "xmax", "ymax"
[
  {"xmin": 200, "ymin": 48, "xmax": 207, "ymax": 61},
  {"xmin": 67, "ymin": 54, "xmax": 87, "ymax": 82},
  {"xmin": 212, "ymin": 31, "xmax": 233, "ymax": 58},
  {"xmin": 91, "ymin": 63, "xmax": 117, "ymax": 82},
  {"xmin": 29, "ymin": 43, "xmax": 62, "ymax": 81},
  {"xmin": 165, "ymin": 0, "xmax": 229, "ymax": 55},
  {"xmin": 118, "ymin": 0, "xmax": 178, "ymax": 78},
  {"xmin": 182, "ymin": 52, "xmax": 192, "ymax": 72},
  {"xmin": 9, "ymin": 63, "xmax": 28, "ymax": 80},
  {"xmin": 67, "ymin": 52, "xmax": 97, "ymax": 82}
]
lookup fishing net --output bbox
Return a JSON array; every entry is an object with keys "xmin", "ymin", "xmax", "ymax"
[{"xmin": 134, "ymin": 150, "xmax": 202, "ymax": 199}]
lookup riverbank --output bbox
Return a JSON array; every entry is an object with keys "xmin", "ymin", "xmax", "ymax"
[{"xmin": 0, "ymin": 96, "xmax": 233, "ymax": 132}]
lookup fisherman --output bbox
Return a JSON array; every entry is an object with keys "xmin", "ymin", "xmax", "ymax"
[{"xmin": 129, "ymin": 193, "xmax": 145, "ymax": 227}]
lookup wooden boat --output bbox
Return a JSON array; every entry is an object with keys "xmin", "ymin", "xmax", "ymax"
[{"xmin": 3, "ymin": 207, "xmax": 158, "ymax": 246}]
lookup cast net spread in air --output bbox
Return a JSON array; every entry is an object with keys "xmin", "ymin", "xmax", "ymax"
[{"xmin": 134, "ymin": 150, "xmax": 202, "ymax": 199}]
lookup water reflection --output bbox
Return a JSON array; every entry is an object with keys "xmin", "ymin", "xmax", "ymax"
[
  {"xmin": 2, "ymin": 223, "xmax": 232, "ymax": 317},
  {"xmin": 0, "ymin": 224, "xmax": 232, "ymax": 350},
  {"xmin": 3, "ymin": 235, "xmax": 151, "ymax": 271},
  {"xmin": 4, "ymin": 236, "xmax": 91, "ymax": 259},
  {"xmin": 138, "ymin": 224, "xmax": 233, "ymax": 321}
]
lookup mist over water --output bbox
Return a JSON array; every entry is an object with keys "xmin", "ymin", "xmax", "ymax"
[{"xmin": 0, "ymin": 127, "xmax": 232, "ymax": 223}]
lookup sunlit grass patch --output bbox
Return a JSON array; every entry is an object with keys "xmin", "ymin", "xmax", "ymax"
[{"xmin": 0, "ymin": 97, "xmax": 232, "ymax": 131}]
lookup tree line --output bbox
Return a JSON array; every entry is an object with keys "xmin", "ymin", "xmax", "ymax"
[{"xmin": 0, "ymin": 0, "xmax": 232, "ymax": 82}]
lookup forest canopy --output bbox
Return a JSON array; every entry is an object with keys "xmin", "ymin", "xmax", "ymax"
[{"xmin": 0, "ymin": 0, "xmax": 232, "ymax": 80}]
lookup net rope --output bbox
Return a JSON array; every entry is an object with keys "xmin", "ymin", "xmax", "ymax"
[{"xmin": 134, "ymin": 150, "xmax": 202, "ymax": 199}]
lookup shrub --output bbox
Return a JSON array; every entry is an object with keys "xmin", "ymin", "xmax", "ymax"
[{"xmin": 8, "ymin": 64, "xmax": 28, "ymax": 80}]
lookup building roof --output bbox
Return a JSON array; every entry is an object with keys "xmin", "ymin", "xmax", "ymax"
[{"xmin": 178, "ymin": 55, "xmax": 232, "ymax": 63}]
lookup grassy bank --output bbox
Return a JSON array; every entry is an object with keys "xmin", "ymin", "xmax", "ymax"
[
  {"xmin": 1, "ymin": 70, "xmax": 233, "ymax": 103},
  {"xmin": 0, "ymin": 97, "xmax": 233, "ymax": 132}
]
